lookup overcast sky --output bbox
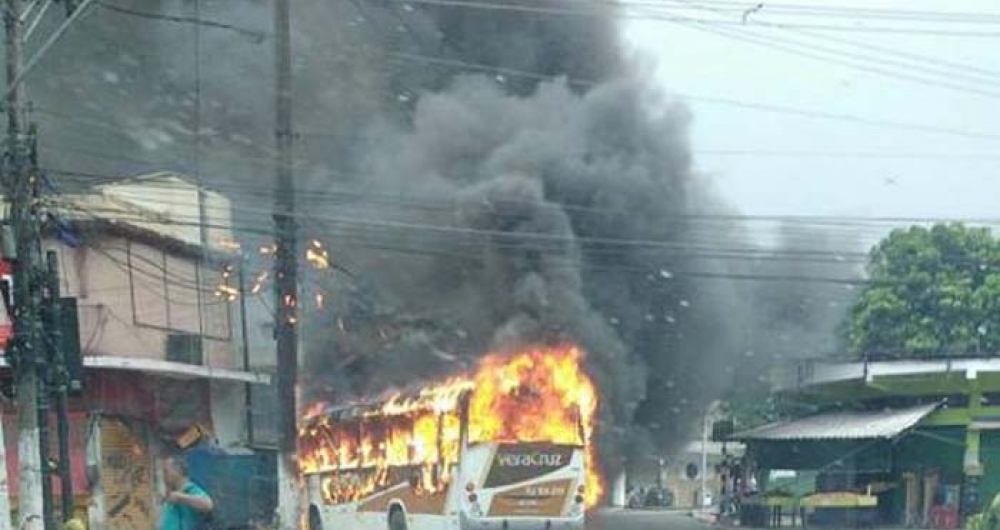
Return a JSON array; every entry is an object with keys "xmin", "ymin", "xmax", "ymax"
[{"xmin": 624, "ymin": 0, "xmax": 1000, "ymax": 230}]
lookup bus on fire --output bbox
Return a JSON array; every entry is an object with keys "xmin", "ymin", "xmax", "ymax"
[{"xmin": 298, "ymin": 347, "xmax": 600, "ymax": 530}]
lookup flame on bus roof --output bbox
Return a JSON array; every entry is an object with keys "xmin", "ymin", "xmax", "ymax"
[{"xmin": 298, "ymin": 344, "xmax": 603, "ymax": 507}]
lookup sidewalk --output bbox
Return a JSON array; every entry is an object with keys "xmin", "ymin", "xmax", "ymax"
[{"xmin": 691, "ymin": 509, "xmax": 718, "ymax": 524}]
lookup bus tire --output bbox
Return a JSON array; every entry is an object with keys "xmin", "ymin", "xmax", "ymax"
[
  {"xmin": 309, "ymin": 506, "xmax": 322, "ymax": 530},
  {"xmin": 388, "ymin": 505, "xmax": 408, "ymax": 530}
]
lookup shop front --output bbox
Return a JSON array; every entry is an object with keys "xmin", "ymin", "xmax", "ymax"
[{"xmin": 731, "ymin": 403, "xmax": 967, "ymax": 528}]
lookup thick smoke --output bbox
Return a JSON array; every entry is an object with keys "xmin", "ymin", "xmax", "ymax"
[
  {"xmin": 21, "ymin": 0, "xmax": 862, "ymax": 475},
  {"xmin": 300, "ymin": 73, "xmax": 766, "ymax": 465}
]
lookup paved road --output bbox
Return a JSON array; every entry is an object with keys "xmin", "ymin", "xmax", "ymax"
[{"xmin": 588, "ymin": 509, "xmax": 709, "ymax": 530}]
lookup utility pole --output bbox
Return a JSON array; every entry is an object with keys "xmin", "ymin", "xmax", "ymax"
[
  {"xmin": 272, "ymin": 0, "xmax": 299, "ymax": 529},
  {"xmin": 44, "ymin": 251, "xmax": 73, "ymax": 522},
  {"xmin": 701, "ymin": 407, "xmax": 710, "ymax": 510},
  {"xmin": 238, "ymin": 260, "xmax": 254, "ymax": 446},
  {"xmin": 4, "ymin": 1, "xmax": 46, "ymax": 528}
]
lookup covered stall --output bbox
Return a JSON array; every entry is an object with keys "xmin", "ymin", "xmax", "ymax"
[{"xmin": 731, "ymin": 403, "xmax": 942, "ymax": 528}]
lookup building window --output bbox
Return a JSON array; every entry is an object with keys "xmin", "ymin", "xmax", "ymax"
[{"xmin": 125, "ymin": 240, "xmax": 231, "ymax": 341}]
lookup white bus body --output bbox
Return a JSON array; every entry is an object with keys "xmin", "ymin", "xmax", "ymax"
[{"xmin": 304, "ymin": 401, "xmax": 588, "ymax": 530}]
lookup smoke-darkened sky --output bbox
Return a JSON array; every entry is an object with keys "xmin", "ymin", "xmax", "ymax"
[{"xmin": 20, "ymin": 0, "xmax": 863, "ymax": 465}]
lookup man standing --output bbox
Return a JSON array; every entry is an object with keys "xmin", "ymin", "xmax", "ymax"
[{"xmin": 160, "ymin": 456, "xmax": 214, "ymax": 530}]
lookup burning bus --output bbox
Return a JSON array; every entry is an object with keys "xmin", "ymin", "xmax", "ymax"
[{"xmin": 298, "ymin": 345, "xmax": 602, "ymax": 530}]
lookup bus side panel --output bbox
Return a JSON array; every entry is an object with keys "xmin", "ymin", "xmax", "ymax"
[{"xmin": 357, "ymin": 483, "xmax": 449, "ymax": 514}]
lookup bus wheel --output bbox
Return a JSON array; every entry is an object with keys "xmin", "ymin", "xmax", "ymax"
[
  {"xmin": 388, "ymin": 506, "xmax": 408, "ymax": 530},
  {"xmin": 308, "ymin": 507, "xmax": 322, "ymax": 530}
]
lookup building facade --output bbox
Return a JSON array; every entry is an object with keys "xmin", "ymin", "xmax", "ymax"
[
  {"xmin": 0, "ymin": 173, "xmax": 272, "ymax": 530},
  {"xmin": 733, "ymin": 357, "xmax": 1000, "ymax": 527}
]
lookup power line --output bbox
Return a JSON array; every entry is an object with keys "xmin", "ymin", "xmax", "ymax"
[
  {"xmin": 643, "ymin": 0, "xmax": 1000, "ymax": 23},
  {"xmin": 95, "ymin": 1, "xmax": 267, "ymax": 41},
  {"xmin": 41, "ymin": 196, "xmax": 892, "ymax": 280},
  {"xmin": 696, "ymin": 150, "xmax": 1000, "ymax": 160},
  {"xmin": 45, "ymin": 193, "xmax": 873, "ymax": 256},
  {"xmin": 379, "ymin": 51, "xmax": 1000, "ymax": 141},
  {"xmin": 44, "ymin": 172, "xmax": 1000, "ymax": 245},
  {"xmin": 59, "ymin": 194, "xmax": 1000, "ymax": 285},
  {"xmin": 27, "ymin": 7, "xmax": 999, "ymax": 145},
  {"xmin": 370, "ymin": 0, "xmax": 1000, "ymax": 97},
  {"xmin": 654, "ymin": 8, "xmax": 1000, "ymax": 100},
  {"xmin": 42, "ymin": 166, "xmax": 990, "ymax": 228},
  {"xmin": 384, "ymin": 0, "xmax": 1000, "ymax": 37},
  {"xmin": 52, "ymin": 198, "xmax": 873, "ymax": 267},
  {"xmin": 667, "ymin": 0, "xmax": 1000, "ymax": 91},
  {"xmin": 56, "ymin": 191, "xmax": 1000, "ymax": 287}
]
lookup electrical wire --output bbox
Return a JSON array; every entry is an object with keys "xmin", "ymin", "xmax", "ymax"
[
  {"xmin": 34, "ymin": 199, "xmax": 928, "ymax": 262},
  {"xmin": 376, "ymin": 51, "xmax": 1000, "ymax": 141},
  {"xmin": 42, "ymin": 177, "xmax": 1000, "ymax": 295},
  {"xmin": 95, "ymin": 1, "xmax": 267, "ymax": 41},
  {"xmin": 42, "ymin": 175, "xmax": 1000, "ymax": 249},
  {"xmin": 664, "ymin": 0, "xmax": 1000, "ymax": 95},
  {"xmin": 380, "ymin": 0, "xmax": 1000, "ymax": 37},
  {"xmin": 42, "ymin": 167, "xmax": 1000, "ymax": 229},
  {"xmin": 54, "ymin": 204, "xmax": 876, "ymax": 286},
  {"xmin": 44, "ymin": 200, "xmax": 880, "ymax": 288}
]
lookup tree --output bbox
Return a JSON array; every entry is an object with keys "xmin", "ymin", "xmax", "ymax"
[{"xmin": 847, "ymin": 223, "xmax": 1000, "ymax": 358}]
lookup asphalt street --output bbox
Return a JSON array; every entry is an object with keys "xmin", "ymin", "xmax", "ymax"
[{"xmin": 588, "ymin": 509, "xmax": 709, "ymax": 530}]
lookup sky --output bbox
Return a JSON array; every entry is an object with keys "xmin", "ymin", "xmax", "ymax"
[{"xmin": 623, "ymin": 0, "xmax": 1000, "ymax": 238}]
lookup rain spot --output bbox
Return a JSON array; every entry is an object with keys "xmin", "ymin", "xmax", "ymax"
[
  {"xmin": 659, "ymin": 269, "xmax": 673, "ymax": 279},
  {"xmin": 102, "ymin": 71, "xmax": 120, "ymax": 84},
  {"xmin": 679, "ymin": 299, "xmax": 690, "ymax": 308}
]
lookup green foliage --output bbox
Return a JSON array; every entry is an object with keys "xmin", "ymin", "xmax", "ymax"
[
  {"xmin": 847, "ymin": 224, "xmax": 1000, "ymax": 358},
  {"xmin": 967, "ymin": 491, "xmax": 1000, "ymax": 530}
]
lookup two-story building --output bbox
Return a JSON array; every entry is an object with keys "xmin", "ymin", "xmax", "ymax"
[{"xmin": 1, "ymin": 173, "xmax": 273, "ymax": 530}]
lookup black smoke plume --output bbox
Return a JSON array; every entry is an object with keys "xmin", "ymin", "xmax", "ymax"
[{"xmin": 21, "ymin": 0, "xmax": 860, "ymax": 480}]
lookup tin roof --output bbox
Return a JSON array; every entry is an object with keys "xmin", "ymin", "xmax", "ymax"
[{"xmin": 731, "ymin": 403, "xmax": 939, "ymax": 441}]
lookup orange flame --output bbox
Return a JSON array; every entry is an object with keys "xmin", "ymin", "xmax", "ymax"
[{"xmin": 298, "ymin": 345, "xmax": 604, "ymax": 507}]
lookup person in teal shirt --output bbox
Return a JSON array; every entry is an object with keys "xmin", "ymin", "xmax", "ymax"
[{"xmin": 160, "ymin": 456, "xmax": 214, "ymax": 530}]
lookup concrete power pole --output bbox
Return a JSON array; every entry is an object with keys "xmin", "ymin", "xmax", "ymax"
[
  {"xmin": 701, "ymin": 407, "xmax": 710, "ymax": 510},
  {"xmin": 272, "ymin": 0, "xmax": 300, "ymax": 529},
  {"xmin": 4, "ymin": 1, "xmax": 46, "ymax": 529}
]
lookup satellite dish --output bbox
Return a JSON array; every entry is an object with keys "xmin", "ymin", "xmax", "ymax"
[{"xmin": 686, "ymin": 463, "xmax": 699, "ymax": 480}]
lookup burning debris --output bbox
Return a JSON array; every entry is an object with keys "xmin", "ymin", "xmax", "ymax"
[{"xmin": 298, "ymin": 345, "xmax": 603, "ymax": 506}]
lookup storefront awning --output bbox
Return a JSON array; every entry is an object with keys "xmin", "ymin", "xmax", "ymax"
[
  {"xmin": 0, "ymin": 355, "xmax": 271, "ymax": 384},
  {"xmin": 731, "ymin": 403, "xmax": 939, "ymax": 442}
]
